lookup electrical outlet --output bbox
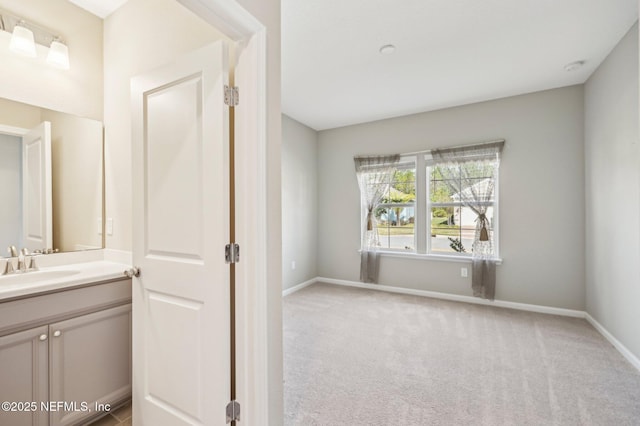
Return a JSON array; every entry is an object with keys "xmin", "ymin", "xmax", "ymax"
[
  {"xmin": 106, "ymin": 218, "xmax": 114, "ymax": 236},
  {"xmin": 461, "ymin": 267, "xmax": 468, "ymax": 278},
  {"xmin": 291, "ymin": 260, "xmax": 296, "ymax": 270}
]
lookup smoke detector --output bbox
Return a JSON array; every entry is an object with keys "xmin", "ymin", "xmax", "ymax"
[
  {"xmin": 379, "ymin": 44, "xmax": 396, "ymax": 55},
  {"xmin": 564, "ymin": 60, "xmax": 585, "ymax": 72}
]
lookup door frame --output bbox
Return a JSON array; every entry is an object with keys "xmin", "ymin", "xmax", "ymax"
[
  {"xmin": 176, "ymin": 0, "xmax": 269, "ymax": 423},
  {"xmin": 21, "ymin": 122, "xmax": 53, "ymax": 252},
  {"xmin": 0, "ymin": 123, "xmax": 53, "ymax": 252},
  {"xmin": 0, "ymin": 124, "xmax": 28, "ymax": 251},
  {"xmin": 0, "ymin": 124, "xmax": 29, "ymax": 137}
]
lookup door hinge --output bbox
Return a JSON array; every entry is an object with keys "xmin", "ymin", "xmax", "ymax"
[
  {"xmin": 226, "ymin": 400, "xmax": 240, "ymax": 423},
  {"xmin": 224, "ymin": 85, "xmax": 239, "ymax": 106},
  {"xmin": 225, "ymin": 243, "xmax": 240, "ymax": 264}
]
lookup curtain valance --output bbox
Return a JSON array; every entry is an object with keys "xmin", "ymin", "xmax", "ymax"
[{"xmin": 428, "ymin": 140, "xmax": 504, "ymax": 165}]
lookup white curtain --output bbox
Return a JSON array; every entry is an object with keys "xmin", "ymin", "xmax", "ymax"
[
  {"xmin": 431, "ymin": 141, "xmax": 504, "ymax": 299},
  {"xmin": 354, "ymin": 154, "xmax": 400, "ymax": 283}
]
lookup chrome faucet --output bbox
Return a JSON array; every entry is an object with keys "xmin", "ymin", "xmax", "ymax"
[
  {"xmin": 2, "ymin": 246, "xmax": 38, "ymax": 275},
  {"xmin": 20, "ymin": 248, "xmax": 37, "ymax": 272},
  {"xmin": 3, "ymin": 258, "xmax": 15, "ymax": 275}
]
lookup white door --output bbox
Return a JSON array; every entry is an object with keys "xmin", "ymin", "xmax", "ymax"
[
  {"xmin": 131, "ymin": 41, "xmax": 230, "ymax": 425},
  {"xmin": 22, "ymin": 122, "xmax": 52, "ymax": 251}
]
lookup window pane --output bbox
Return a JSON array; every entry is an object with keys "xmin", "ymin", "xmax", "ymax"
[
  {"xmin": 430, "ymin": 167, "xmax": 447, "ymax": 203},
  {"xmin": 430, "ymin": 206, "xmax": 494, "ymax": 255},
  {"xmin": 430, "ymin": 163, "xmax": 496, "ymax": 203},
  {"xmin": 430, "ymin": 207, "xmax": 469, "ymax": 254},
  {"xmin": 375, "ymin": 205, "xmax": 415, "ymax": 251},
  {"xmin": 430, "ymin": 179, "xmax": 454, "ymax": 203},
  {"xmin": 390, "ymin": 169, "xmax": 416, "ymax": 202}
]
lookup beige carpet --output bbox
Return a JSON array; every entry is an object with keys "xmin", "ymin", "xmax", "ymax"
[{"xmin": 283, "ymin": 283, "xmax": 640, "ymax": 425}]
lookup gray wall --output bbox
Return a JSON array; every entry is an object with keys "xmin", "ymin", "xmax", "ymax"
[
  {"xmin": 282, "ymin": 115, "xmax": 319, "ymax": 289},
  {"xmin": 585, "ymin": 23, "xmax": 640, "ymax": 358},
  {"xmin": 318, "ymin": 86, "xmax": 586, "ymax": 310},
  {"xmin": 0, "ymin": 134, "xmax": 22, "ymax": 251}
]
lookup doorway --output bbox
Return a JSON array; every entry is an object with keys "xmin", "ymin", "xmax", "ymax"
[{"xmin": 125, "ymin": 0, "xmax": 273, "ymax": 423}]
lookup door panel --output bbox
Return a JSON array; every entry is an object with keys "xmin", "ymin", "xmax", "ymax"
[
  {"xmin": 146, "ymin": 76, "xmax": 204, "ymax": 261},
  {"xmin": 132, "ymin": 40, "xmax": 230, "ymax": 426},
  {"xmin": 146, "ymin": 291, "xmax": 203, "ymax": 416}
]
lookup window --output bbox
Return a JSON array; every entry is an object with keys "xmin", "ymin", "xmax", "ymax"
[
  {"xmin": 428, "ymin": 162, "xmax": 497, "ymax": 256},
  {"xmin": 356, "ymin": 142, "xmax": 502, "ymax": 259}
]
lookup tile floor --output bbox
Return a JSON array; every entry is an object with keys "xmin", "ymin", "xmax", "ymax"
[{"xmin": 87, "ymin": 400, "xmax": 131, "ymax": 426}]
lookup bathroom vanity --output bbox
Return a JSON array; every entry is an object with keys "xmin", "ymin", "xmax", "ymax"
[{"xmin": 0, "ymin": 261, "xmax": 132, "ymax": 426}]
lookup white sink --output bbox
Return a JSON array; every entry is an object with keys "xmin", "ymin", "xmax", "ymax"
[{"xmin": 0, "ymin": 269, "xmax": 81, "ymax": 286}]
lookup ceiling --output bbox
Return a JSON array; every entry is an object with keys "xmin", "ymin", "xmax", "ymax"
[
  {"xmin": 67, "ymin": 0, "xmax": 638, "ymax": 130},
  {"xmin": 282, "ymin": 0, "xmax": 638, "ymax": 130},
  {"xmin": 67, "ymin": 0, "xmax": 128, "ymax": 18}
]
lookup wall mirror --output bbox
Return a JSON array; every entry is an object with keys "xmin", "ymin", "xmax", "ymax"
[{"xmin": 0, "ymin": 96, "xmax": 103, "ymax": 255}]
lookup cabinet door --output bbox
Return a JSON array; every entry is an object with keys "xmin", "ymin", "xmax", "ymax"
[
  {"xmin": 49, "ymin": 304, "xmax": 131, "ymax": 426},
  {"xmin": 0, "ymin": 326, "xmax": 49, "ymax": 426}
]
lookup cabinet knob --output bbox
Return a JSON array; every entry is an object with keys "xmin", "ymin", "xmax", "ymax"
[
  {"xmin": 39, "ymin": 334, "xmax": 48, "ymax": 341},
  {"xmin": 53, "ymin": 330, "xmax": 61, "ymax": 337}
]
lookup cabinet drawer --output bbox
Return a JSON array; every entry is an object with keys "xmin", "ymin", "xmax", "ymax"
[{"xmin": 0, "ymin": 279, "xmax": 131, "ymax": 336}]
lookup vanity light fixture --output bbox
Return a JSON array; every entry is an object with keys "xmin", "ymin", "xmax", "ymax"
[
  {"xmin": 9, "ymin": 21, "xmax": 36, "ymax": 58},
  {"xmin": 47, "ymin": 38, "xmax": 70, "ymax": 70},
  {"xmin": 0, "ymin": 9, "xmax": 70, "ymax": 70}
]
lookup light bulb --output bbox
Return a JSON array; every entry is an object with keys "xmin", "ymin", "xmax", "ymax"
[
  {"xmin": 47, "ymin": 39, "xmax": 70, "ymax": 70},
  {"xmin": 10, "ymin": 23, "xmax": 36, "ymax": 58}
]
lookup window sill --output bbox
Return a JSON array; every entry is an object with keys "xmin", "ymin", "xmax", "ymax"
[{"xmin": 360, "ymin": 250, "xmax": 503, "ymax": 265}]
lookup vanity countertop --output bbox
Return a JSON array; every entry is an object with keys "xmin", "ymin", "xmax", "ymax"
[{"xmin": 0, "ymin": 260, "xmax": 130, "ymax": 301}]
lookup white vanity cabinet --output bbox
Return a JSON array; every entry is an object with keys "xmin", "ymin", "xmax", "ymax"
[{"xmin": 0, "ymin": 278, "xmax": 132, "ymax": 426}]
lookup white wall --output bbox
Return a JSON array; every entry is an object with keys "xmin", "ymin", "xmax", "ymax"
[
  {"xmin": 0, "ymin": 134, "xmax": 22, "ymax": 250},
  {"xmin": 585, "ymin": 23, "xmax": 640, "ymax": 359},
  {"xmin": 318, "ymin": 85, "xmax": 586, "ymax": 310},
  {"xmin": 282, "ymin": 114, "xmax": 318, "ymax": 289},
  {"xmin": 0, "ymin": 97, "xmax": 42, "ymax": 128},
  {"xmin": 0, "ymin": 0, "xmax": 103, "ymax": 120}
]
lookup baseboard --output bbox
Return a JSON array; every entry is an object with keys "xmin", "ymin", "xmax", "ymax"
[
  {"xmin": 585, "ymin": 313, "xmax": 640, "ymax": 373},
  {"xmin": 316, "ymin": 277, "xmax": 585, "ymax": 318},
  {"xmin": 282, "ymin": 278, "xmax": 317, "ymax": 297}
]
